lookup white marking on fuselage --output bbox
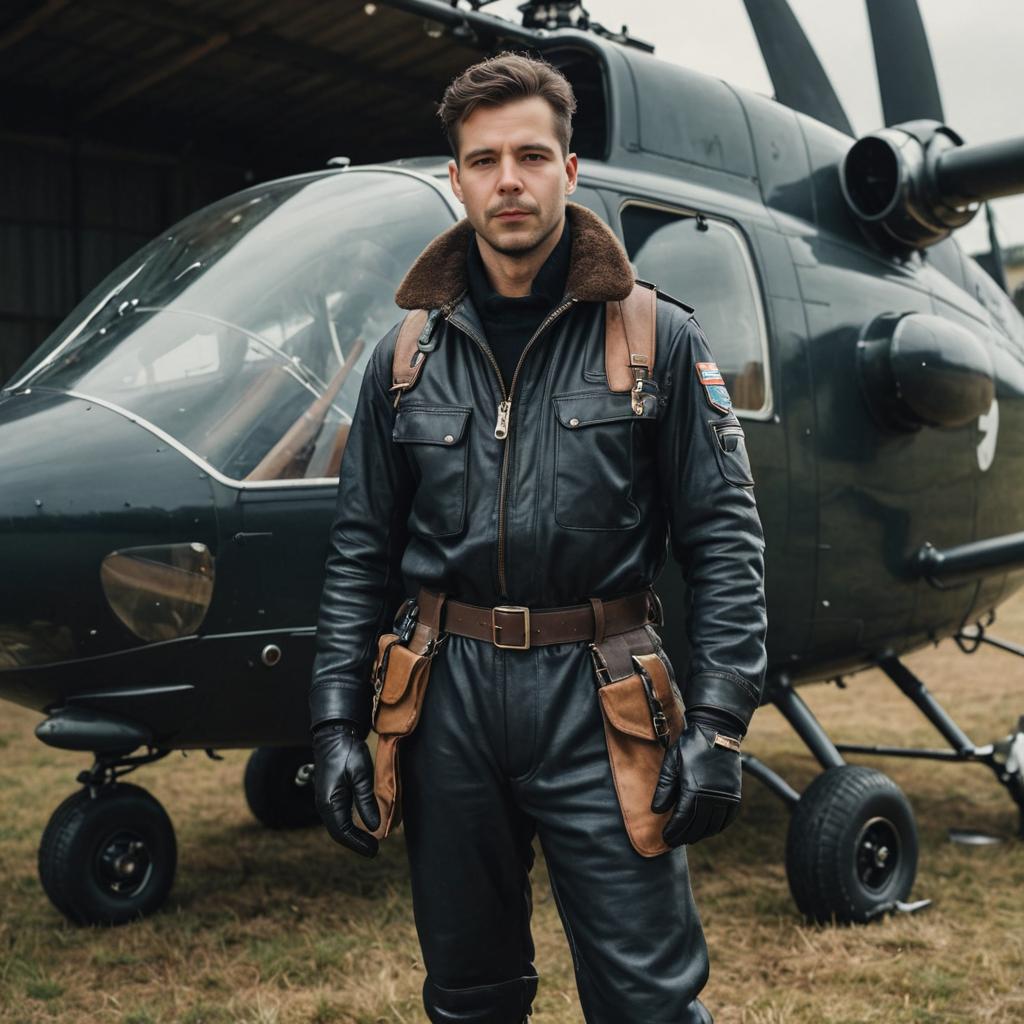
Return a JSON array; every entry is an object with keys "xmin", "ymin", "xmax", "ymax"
[{"xmin": 977, "ymin": 398, "xmax": 999, "ymax": 472}]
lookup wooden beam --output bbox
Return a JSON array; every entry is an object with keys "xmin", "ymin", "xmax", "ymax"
[
  {"xmin": 0, "ymin": 0, "xmax": 71, "ymax": 52},
  {"xmin": 79, "ymin": 28, "xmax": 253, "ymax": 120},
  {"xmin": 80, "ymin": 0, "xmax": 450, "ymax": 106}
]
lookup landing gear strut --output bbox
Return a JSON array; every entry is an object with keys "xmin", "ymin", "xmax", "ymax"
[
  {"xmin": 835, "ymin": 651, "xmax": 1024, "ymax": 838},
  {"xmin": 34, "ymin": 714, "xmax": 322, "ymax": 924},
  {"xmin": 37, "ymin": 748, "xmax": 177, "ymax": 925},
  {"xmin": 743, "ymin": 678, "xmax": 920, "ymax": 924},
  {"xmin": 785, "ymin": 764, "xmax": 918, "ymax": 924},
  {"xmin": 745, "ymin": 628, "xmax": 1024, "ymax": 924}
]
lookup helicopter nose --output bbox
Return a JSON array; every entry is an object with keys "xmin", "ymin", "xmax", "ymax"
[{"xmin": 0, "ymin": 388, "xmax": 219, "ymax": 683}]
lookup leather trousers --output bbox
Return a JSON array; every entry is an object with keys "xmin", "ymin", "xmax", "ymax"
[{"xmin": 398, "ymin": 633, "xmax": 714, "ymax": 1024}]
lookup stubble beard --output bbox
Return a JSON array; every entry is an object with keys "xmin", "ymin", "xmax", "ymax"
[{"xmin": 480, "ymin": 212, "xmax": 561, "ymax": 260}]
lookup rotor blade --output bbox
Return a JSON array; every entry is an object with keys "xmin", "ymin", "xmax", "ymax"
[
  {"xmin": 741, "ymin": 0, "xmax": 853, "ymax": 136},
  {"xmin": 866, "ymin": 0, "xmax": 944, "ymax": 125}
]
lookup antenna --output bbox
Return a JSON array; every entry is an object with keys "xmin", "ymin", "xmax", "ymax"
[{"xmin": 516, "ymin": 0, "xmax": 653, "ymax": 52}]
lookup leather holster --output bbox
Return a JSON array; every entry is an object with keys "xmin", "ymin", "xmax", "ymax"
[
  {"xmin": 369, "ymin": 604, "xmax": 445, "ymax": 841},
  {"xmin": 590, "ymin": 624, "xmax": 686, "ymax": 856}
]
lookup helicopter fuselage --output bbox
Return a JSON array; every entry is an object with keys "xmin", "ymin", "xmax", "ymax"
[{"xmin": 1, "ymin": 31, "xmax": 1022, "ymax": 749}]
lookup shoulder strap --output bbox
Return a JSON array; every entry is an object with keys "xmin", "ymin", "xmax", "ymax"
[
  {"xmin": 605, "ymin": 282, "xmax": 657, "ymax": 412},
  {"xmin": 393, "ymin": 286, "xmax": 659, "ymax": 411},
  {"xmin": 390, "ymin": 309, "xmax": 430, "ymax": 408}
]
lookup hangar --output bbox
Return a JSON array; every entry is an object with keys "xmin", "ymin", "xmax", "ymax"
[{"xmin": 0, "ymin": 0, "xmax": 569, "ymax": 382}]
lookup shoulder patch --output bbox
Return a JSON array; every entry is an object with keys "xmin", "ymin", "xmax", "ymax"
[{"xmin": 695, "ymin": 361, "xmax": 733, "ymax": 412}]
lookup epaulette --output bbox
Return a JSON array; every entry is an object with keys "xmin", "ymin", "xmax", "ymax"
[{"xmin": 638, "ymin": 278, "xmax": 695, "ymax": 316}]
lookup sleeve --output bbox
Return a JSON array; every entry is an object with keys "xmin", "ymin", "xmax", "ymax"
[
  {"xmin": 308, "ymin": 323, "xmax": 414, "ymax": 736},
  {"xmin": 655, "ymin": 307, "xmax": 768, "ymax": 733}
]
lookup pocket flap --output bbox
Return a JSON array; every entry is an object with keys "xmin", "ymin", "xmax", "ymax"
[
  {"xmin": 393, "ymin": 405, "xmax": 471, "ymax": 445},
  {"xmin": 379, "ymin": 642, "xmax": 430, "ymax": 705},
  {"xmin": 706, "ymin": 414, "xmax": 755, "ymax": 486},
  {"xmin": 597, "ymin": 675, "xmax": 659, "ymax": 741},
  {"xmin": 553, "ymin": 390, "xmax": 639, "ymax": 428}
]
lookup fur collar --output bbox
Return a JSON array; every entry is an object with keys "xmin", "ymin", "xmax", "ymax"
[{"xmin": 394, "ymin": 200, "xmax": 635, "ymax": 310}]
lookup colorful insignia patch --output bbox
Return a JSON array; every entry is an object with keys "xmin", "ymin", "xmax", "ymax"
[
  {"xmin": 696, "ymin": 362, "xmax": 724, "ymax": 385},
  {"xmin": 695, "ymin": 362, "xmax": 732, "ymax": 412}
]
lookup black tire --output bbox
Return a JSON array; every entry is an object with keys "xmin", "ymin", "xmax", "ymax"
[
  {"xmin": 243, "ymin": 746, "xmax": 319, "ymax": 829},
  {"xmin": 37, "ymin": 782, "xmax": 177, "ymax": 926},
  {"xmin": 785, "ymin": 765, "xmax": 918, "ymax": 925}
]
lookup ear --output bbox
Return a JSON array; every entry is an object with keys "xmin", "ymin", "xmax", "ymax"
[
  {"xmin": 565, "ymin": 153, "xmax": 579, "ymax": 194},
  {"xmin": 448, "ymin": 159, "xmax": 464, "ymax": 204}
]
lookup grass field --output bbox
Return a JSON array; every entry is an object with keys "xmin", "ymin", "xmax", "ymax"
[{"xmin": 1, "ymin": 599, "xmax": 1023, "ymax": 1024}]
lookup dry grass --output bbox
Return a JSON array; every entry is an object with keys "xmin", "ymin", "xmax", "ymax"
[{"xmin": 2, "ymin": 598, "xmax": 1023, "ymax": 1023}]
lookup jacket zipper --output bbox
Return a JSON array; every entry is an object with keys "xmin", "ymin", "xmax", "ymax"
[{"xmin": 446, "ymin": 296, "xmax": 577, "ymax": 597}]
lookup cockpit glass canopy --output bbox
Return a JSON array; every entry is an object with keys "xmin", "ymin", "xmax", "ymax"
[{"xmin": 10, "ymin": 170, "xmax": 455, "ymax": 482}]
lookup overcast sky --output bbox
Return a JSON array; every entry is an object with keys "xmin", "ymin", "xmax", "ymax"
[{"xmin": 487, "ymin": 0, "xmax": 1024, "ymax": 253}]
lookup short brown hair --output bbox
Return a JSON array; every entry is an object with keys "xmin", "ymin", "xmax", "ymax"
[{"xmin": 437, "ymin": 51, "xmax": 577, "ymax": 163}]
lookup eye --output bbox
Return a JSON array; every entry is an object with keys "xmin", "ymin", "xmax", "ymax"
[{"xmin": 523, "ymin": 153, "xmax": 544, "ymax": 161}]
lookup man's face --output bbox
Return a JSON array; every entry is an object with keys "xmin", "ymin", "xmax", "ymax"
[{"xmin": 447, "ymin": 95, "xmax": 578, "ymax": 257}]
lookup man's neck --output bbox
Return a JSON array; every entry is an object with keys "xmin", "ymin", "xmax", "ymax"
[{"xmin": 476, "ymin": 213, "xmax": 565, "ymax": 298}]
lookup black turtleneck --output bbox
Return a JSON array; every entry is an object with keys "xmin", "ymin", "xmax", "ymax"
[{"xmin": 465, "ymin": 217, "xmax": 572, "ymax": 390}]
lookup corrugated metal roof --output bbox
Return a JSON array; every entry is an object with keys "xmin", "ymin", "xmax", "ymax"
[
  {"xmin": 1, "ymin": 0, "xmax": 512, "ymax": 170},
  {"xmin": 0, "ymin": 0, "xmax": 553, "ymax": 380}
]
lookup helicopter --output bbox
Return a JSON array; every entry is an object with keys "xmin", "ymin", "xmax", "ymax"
[{"xmin": 2, "ymin": 0, "xmax": 1024, "ymax": 927}]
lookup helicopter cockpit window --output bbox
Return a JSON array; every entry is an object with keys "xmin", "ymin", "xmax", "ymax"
[
  {"xmin": 10, "ymin": 170, "xmax": 455, "ymax": 482},
  {"xmin": 621, "ymin": 203, "xmax": 771, "ymax": 417}
]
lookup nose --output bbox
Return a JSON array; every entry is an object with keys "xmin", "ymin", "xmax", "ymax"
[
  {"xmin": 496, "ymin": 154, "xmax": 523, "ymax": 195},
  {"xmin": 0, "ymin": 388, "xmax": 218, "ymax": 689}
]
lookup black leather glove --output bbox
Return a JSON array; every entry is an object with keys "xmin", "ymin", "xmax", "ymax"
[
  {"xmin": 650, "ymin": 712, "xmax": 743, "ymax": 847},
  {"xmin": 311, "ymin": 718, "xmax": 381, "ymax": 858}
]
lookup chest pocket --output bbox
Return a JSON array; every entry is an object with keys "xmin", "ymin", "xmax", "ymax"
[
  {"xmin": 393, "ymin": 405, "xmax": 472, "ymax": 537},
  {"xmin": 552, "ymin": 390, "xmax": 653, "ymax": 531}
]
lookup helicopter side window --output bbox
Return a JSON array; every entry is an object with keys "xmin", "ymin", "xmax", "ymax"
[{"xmin": 621, "ymin": 203, "xmax": 771, "ymax": 417}]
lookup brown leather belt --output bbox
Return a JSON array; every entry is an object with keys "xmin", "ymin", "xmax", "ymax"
[{"xmin": 415, "ymin": 586, "xmax": 663, "ymax": 651}]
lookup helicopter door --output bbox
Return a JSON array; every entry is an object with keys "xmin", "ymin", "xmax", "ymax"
[{"xmin": 617, "ymin": 200, "xmax": 797, "ymax": 670}]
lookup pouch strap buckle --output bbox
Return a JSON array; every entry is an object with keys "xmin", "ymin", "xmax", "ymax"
[
  {"xmin": 371, "ymin": 635, "xmax": 403, "ymax": 724},
  {"xmin": 633, "ymin": 655, "xmax": 671, "ymax": 748},
  {"xmin": 424, "ymin": 631, "xmax": 449, "ymax": 657},
  {"xmin": 646, "ymin": 589, "xmax": 664, "ymax": 628},
  {"xmin": 588, "ymin": 642, "xmax": 613, "ymax": 687}
]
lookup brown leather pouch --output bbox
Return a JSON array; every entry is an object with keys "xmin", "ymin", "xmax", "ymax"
[
  {"xmin": 591, "ymin": 625, "xmax": 685, "ymax": 856},
  {"xmin": 367, "ymin": 618, "xmax": 445, "ymax": 840}
]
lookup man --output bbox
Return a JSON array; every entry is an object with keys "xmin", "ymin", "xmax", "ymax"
[{"xmin": 309, "ymin": 51, "xmax": 767, "ymax": 1024}]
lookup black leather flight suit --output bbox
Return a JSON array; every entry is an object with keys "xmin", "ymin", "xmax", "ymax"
[{"xmin": 310, "ymin": 202, "xmax": 767, "ymax": 1023}]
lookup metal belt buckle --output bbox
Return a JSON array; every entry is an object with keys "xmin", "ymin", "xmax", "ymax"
[{"xmin": 492, "ymin": 605, "xmax": 531, "ymax": 650}]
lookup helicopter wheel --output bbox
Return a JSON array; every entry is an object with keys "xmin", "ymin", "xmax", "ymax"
[
  {"xmin": 243, "ymin": 746, "xmax": 320, "ymax": 829},
  {"xmin": 38, "ymin": 782, "xmax": 177, "ymax": 925},
  {"xmin": 785, "ymin": 765, "xmax": 918, "ymax": 924}
]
